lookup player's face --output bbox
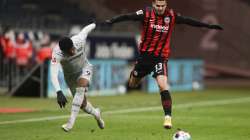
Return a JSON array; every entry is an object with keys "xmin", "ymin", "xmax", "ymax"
[{"xmin": 153, "ymin": 0, "xmax": 167, "ymax": 15}]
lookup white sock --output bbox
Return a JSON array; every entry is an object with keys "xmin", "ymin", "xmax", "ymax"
[
  {"xmin": 165, "ymin": 115, "xmax": 171, "ymax": 119},
  {"xmin": 83, "ymin": 101, "xmax": 98, "ymax": 117},
  {"xmin": 66, "ymin": 87, "xmax": 86, "ymax": 129}
]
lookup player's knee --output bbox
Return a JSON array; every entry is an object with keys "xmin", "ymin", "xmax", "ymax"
[
  {"xmin": 158, "ymin": 84, "xmax": 170, "ymax": 92},
  {"xmin": 76, "ymin": 87, "xmax": 88, "ymax": 93},
  {"xmin": 78, "ymin": 78, "xmax": 89, "ymax": 87}
]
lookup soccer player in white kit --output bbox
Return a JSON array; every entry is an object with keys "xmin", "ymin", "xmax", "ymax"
[{"xmin": 51, "ymin": 23, "xmax": 104, "ymax": 132}]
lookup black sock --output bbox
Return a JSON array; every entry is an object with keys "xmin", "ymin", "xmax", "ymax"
[{"xmin": 160, "ymin": 90, "xmax": 172, "ymax": 116}]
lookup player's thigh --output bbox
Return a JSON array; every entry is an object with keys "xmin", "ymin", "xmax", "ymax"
[
  {"xmin": 153, "ymin": 62, "xmax": 169, "ymax": 91},
  {"xmin": 128, "ymin": 72, "xmax": 143, "ymax": 87},
  {"xmin": 152, "ymin": 61, "xmax": 168, "ymax": 78},
  {"xmin": 129, "ymin": 61, "xmax": 152, "ymax": 87},
  {"xmin": 78, "ymin": 65, "xmax": 93, "ymax": 87}
]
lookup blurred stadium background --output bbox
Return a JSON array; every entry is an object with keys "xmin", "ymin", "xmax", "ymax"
[
  {"xmin": 0, "ymin": 0, "xmax": 250, "ymax": 140},
  {"xmin": 1, "ymin": 0, "xmax": 250, "ymax": 96}
]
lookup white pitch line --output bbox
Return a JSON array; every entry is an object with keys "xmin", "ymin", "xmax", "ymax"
[{"xmin": 0, "ymin": 97, "xmax": 250, "ymax": 125}]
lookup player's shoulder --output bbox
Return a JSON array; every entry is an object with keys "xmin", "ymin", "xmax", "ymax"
[
  {"xmin": 70, "ymin": 32, "xmax": 84, "ymax": 42},
  {"xmin": 70, "ymin": 35, "xmax": 83, "ymax": 50},
  {"xmin": 70, "ymin": 35, "xmax": 78, "ymax": 43},
  {"xmin": 166, "ymin": 8, "xmax": 177, "ymax": 16},
  {"xmin": 52, "ymin": 45, "xmax": 63, "ymax": 57},
  {"xmin": 169, "ymin": 8, "xmax": 176, "ymax": 14}
]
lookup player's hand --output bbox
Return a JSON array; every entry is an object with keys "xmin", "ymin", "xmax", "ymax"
[
  {"xmin": 105, "ymin": 19, "xmax": 113, "ymax": 25},
  {"xmin": 56, "ymin": 91, "xmax": 68, "ymax": 108},
  {"xmin": 209, "ymin": 24, "xmax": 223, "ymax": 30}
]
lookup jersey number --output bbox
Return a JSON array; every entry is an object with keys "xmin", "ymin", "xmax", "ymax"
[{"xmin": 155, "ymin": 63, "xmax": 163, "ymax": 73}]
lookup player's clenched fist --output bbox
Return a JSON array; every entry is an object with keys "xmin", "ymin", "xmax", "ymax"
[{"xmin": 56, "ymin": 91, "xmax": 68, "ymax": 108}]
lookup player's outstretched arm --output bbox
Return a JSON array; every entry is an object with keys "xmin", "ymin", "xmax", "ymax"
[
  {"xmin": 106, "ymin": 10, "xmax": 144, "ymax": 25},
  {"xmin": 176, "ymin": 15, "xmax": 223, "ymax": 30},
  {"xmin": 51, "ymin": 55, "xmax": 68, "ymax": 108},
  {"xmin": 77, "ymin": 23, "xmax": 96, "ymax": 38},
  {"xmin": 70, "ymin": 23, "xmax": 96, "ymax": 47}
]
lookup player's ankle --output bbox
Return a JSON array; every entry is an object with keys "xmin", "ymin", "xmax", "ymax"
[{"xmin": 165, "ymin": 115, "xmax": 171, "ymax": 119}]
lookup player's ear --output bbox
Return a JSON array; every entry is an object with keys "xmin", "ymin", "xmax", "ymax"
[{"xmin": 70, "ymin": 47, "xmax": 75, "ymax": 54}]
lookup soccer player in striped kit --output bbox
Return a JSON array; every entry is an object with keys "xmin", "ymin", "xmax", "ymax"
[
  {"xmin": 105, "ymin": 0, "xmax": 223, "ymax": 129},
  {"xmin": 51, "ymin": 23, "xmax": 104, "ymax": 132}
]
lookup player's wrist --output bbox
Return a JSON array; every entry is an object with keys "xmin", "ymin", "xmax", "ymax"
[
  {"xmin": 56, "ymin": 90, "xmax": 63, "ymax": 95},
  {"xmin": 208, "ymin": 24, "xmax": 213, "ymax": 29},
  {"xmin": 208, "ymin": 24, "xmax": 223, "ymax": 30}
]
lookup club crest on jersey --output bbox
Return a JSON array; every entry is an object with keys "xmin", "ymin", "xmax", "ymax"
[{"xmin": 164, "ymin": 17, "xmax": 171, "ymax": 24}]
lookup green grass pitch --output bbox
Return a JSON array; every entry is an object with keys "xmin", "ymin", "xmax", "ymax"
[{"xmin": 0, "ymin": 88, "xmax": 250, "ymax": 140}]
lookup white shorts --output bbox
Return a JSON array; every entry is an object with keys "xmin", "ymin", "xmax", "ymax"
[
  {"xmin": 64, "ymin": 65, "xmax": 93, "ymax": 94},
  {"xmin": 79, "ymin": 65, "xmax": 93, "ymax": 82}
]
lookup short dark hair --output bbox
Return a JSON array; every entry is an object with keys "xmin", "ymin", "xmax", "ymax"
[{"xmin": 59, "ymin": 37, "xmax": 73, "ymax": 52}]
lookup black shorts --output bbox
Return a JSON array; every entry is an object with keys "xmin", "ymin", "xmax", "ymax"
[{"xmin": 131, "ymin": 55, "xmax": 168, "ymax": 78}]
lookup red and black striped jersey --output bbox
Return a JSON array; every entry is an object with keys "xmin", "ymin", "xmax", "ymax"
[
  {"xmin": 108, "ymin": 7, "xmax": 220, "ymax": 60},
  {"xmin": 139, "ymin": 7, "xmax": 176, "ymax": 60}
]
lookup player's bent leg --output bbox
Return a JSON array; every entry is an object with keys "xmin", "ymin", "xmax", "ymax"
[
  {"xmin": 62, "ymin": 87, "xmax": 86, "ymax": 132},
  {"xmin": 156, "ymin": 75, "xmax": 172, "ymax": 129},
  {"xmin": 128, "ymin": 72, "xmax": 142, "ymax": 88},
  {"xmin": 81, "ymin": 101, "xmax": 105, "ymax": 129},
  {"xmin": 78, "ymin": 78, "xmax": 105, "ymax": 129}
]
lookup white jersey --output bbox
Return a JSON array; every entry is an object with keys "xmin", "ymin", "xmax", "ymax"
[
  {"xmin": 52, "ymin": 42, "xmax": 90, "ymax": 74},
  {"xmin": 51, "ymin": 23, "xmax": 96, "ymax": 92}
]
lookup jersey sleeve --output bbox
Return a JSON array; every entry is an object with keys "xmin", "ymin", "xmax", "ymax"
[
  {"xmin": 51, "ymin": 46, "xmax": 62, "ymax": 65},
  {"xmin": 175, "ymin": 14, "xmax": 211, "ymax": 28},
  {"xmin": 109, "ymin": 9, "xmax": 144, "ymax": 24},
  {"xmin": 71, "ymin": 23, "xmax": 96, "ymax": 49},
  {"xmin": 50, "ymin": 46, "xmax": 63, "ymax": 92}
]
